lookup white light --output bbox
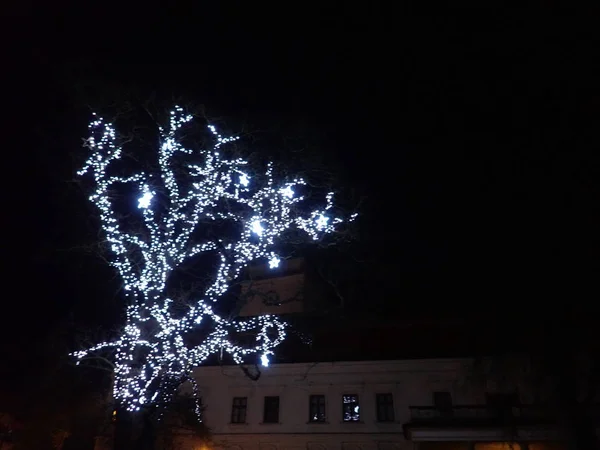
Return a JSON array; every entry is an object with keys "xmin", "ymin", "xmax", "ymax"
[
  {"xmin": 268, "ymin": 256, "xmax": 280, "ymax": 269},
  {"xmin": 280, "ymin": 186, "xmax": 294, "ymax": 198},
  {"xmin": 315, "ymin": 214, "xmax": 329, "ymax": 230},
  {"xmin": 138, "ymin": 191, "xmax": 153, "ymax": 209},
  {"xmin": 74, "ymin": 106, "xmax": 353, "ymax": 413},
  {"xmin": 260, "ymin": 353, "xmax": 270, "ymax": 367},
  {"xmin": 251, "ymin": 220, "xmax": 264, "ymax": 236}
]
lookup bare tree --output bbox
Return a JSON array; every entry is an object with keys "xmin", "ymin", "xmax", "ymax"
[{"xmin": 72, "ymin": 105, "xmax": 355, "ymax": 448}]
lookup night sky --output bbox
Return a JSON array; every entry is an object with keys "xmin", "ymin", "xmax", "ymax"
[{"xmin": 4, "ymin": 5, "xmax": 599, "ymax": 375}]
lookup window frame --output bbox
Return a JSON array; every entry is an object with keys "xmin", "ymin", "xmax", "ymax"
[
  {"xmin": 433, "ymin": 391, "xmax": 453, "ymax": 409},
  {"xmin": 230, "ymin": 397, "xmax": 247, "ymax": 424},
  {"xmin": 263, "ymin": 395, "xmax": 280, "ymax": 424},
  {"xmin": 308, "ymin": 394, "xmax": 327, "ymax": 423},
  {"xmin": 342, "ymin": 393, "xmax": 361, "ymax": 422},
  {"xmin": 375, "ymin": 393, "xmax": 395, "ymax": 422}
]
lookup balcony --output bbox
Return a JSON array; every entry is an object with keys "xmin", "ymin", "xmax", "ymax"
[
  {"xmin": 404, "ymin": 405, "xmax": 562, "ymax": 442},
  {"xmin": 409, "ymin": 405, "xmax": 556, "ymax": 425},
  {"xmin": 411, "ymin": 406, "xmax": 492, "ymax": 421},
  {"xmin": 405, "ymin": 404, "xmax": 600, "ymax": 442}
]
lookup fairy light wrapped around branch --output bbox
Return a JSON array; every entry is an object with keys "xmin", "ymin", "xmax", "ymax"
[{"xmin": 74, "ymin": 106, "xmax": 356, "ymax": 412}]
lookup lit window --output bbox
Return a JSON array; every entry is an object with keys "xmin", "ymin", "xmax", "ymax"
[{"xmin": 342, "ymin": 394, "xmax": 360, "ymax": 422}]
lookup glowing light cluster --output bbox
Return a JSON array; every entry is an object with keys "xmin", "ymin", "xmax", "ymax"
[{"xmin": 74, "ymin": 106, "xmax": 354, "ymax": 412}]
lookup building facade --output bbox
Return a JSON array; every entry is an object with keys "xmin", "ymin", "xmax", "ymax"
[
  {"xmin": 190, "ymin": 357, "xmax": 587, "ymax": 450},
  {"xmin": 95, "ymin": 260, "xmax": 599, "ymax": 450},
  {"xmin": 178, "ymin": 260, "xmax": 598, "ymax": 450}
]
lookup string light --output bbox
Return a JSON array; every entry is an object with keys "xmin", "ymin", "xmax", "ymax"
[
  {"xmin": 315, "ymin": 214, "xmax": 329, "ymax": 230},
  {"xmin": 73, "ymin": 106, "xmax": 355, "ymax": 412},
  {"xmin": 138, "ymin": 189, "xmax": 154, "ymax": 209},
  {"xmin": 268, "ymin": 256, "xmax": 280, "ymax": 269},
  {"xmin": 260, "ymin": 352, "xmax": 271, "ymax": 367},
  {"xmin": 239, "ymin": 173, "xmax": 250, "ymax": 187},
  {"xmin": 280, "ymin": 186, "xmax": 294, "ymax": 199}
]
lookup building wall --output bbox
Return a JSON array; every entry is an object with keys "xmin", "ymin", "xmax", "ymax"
[
  {"xmin": 191, "ymin": 358, "xmax": 475, "ymax": 450},
  {"xmin": 238, "ymin": 272, "xmax": 305, "ymax": 317}
]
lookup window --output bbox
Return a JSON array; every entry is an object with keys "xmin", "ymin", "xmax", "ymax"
[
  {"xmin": 309, "ymin": 395, "xmax": 326, "ymax": 422},
  {"xmin": 376, "ymin": 393, "xmax": 395, "ymax": 422},
  {"xmin": 485, "ymin": 393, "xmax": 518, "ymax": 408},
  {"xmin": 485, "ymin": 392, "xmax": 518, "ymax": 420},
  {"xmin": 231, "ymin": 397, "xmax": 247, "ymax": 423},
  {"xmin": 433, "ymin": 391, "xmax": 452, "ymax": 409},
  {"xmin": 263, "ymin": 396, "xmax": 280, "ymax": 423},
  {"xmin": 342, "ymin": 394, "xmax": 360, "ymax": 422}
]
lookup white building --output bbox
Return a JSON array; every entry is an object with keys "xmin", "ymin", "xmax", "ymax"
[
  {"xmin": 193, "ymin": 358, "xmax": 426, "ymax": 450},
  {"xmin": 96, "ymin": 259, "xmax": 598, "ymax": 450},
  {"xmin": 191, "ymin": 356, "xmax": 583, "ymax": 450},
  {"xmin": 175, "ymin": 259, "xmax": 596, "ymax": 450}
]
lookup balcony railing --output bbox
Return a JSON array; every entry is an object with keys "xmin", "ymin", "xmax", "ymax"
[
  {"xmin": 409, "ymin": 405, "xmax": 557, "ymax": 424},
  {"xmin": 410, "ymin": 405, "xmax": 497, "ymax": 421}
]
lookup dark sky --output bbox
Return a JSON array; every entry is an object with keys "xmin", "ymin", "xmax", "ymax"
[{"xmin": 4, "ymin": 5, "xmax": 600, "ymax": 355}]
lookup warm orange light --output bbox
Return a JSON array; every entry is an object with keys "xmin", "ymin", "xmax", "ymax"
[
  {"xmin": 529, "ymin": 444, "xmax": 566, "ymax": 450},
  {"xmin": 474, "ymin": 444, "xmax": 522, "ymax": 450}
]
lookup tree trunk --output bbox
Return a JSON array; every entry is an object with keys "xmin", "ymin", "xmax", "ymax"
[
  {"xmin": 135, "ymin": 410, "xmax": 156, "ymax": 450},
  {"xmin": 113, "ymin": 407, "xmax": 133, "ymax": 450},
  {"xmin": 113, "ymin": 407, "xmax": 158, "ymax": 450}
]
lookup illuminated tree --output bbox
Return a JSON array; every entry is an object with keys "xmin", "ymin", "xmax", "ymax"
[{"xmin": 73, "ymin": 107, "xmax": 355, "ymax": 415}]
